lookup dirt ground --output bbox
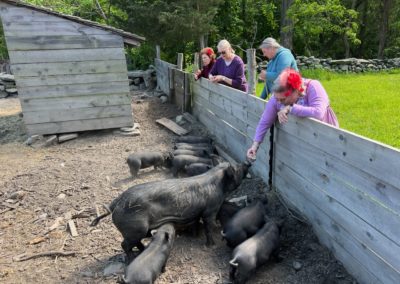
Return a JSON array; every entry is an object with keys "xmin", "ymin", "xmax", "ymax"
[{"xmin": 0, "ymin": 93, "xmax": 356, "ymax": 284}]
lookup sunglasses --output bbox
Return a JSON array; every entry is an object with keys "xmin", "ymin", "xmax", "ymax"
[{"xmin": 218, "ymin": 51, "xmax": 227, "ymax": 55}]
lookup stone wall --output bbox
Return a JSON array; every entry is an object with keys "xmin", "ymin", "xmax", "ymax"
[{"xmin": 296, "ymin": 56, "xmax": 400, "ymax": 72}]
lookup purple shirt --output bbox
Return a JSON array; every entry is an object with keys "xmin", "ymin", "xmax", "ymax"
[
  {"xmin": 254, "ymin": 79, "xmax": 339, "ymax": 143},
  {"xmin": 210, "ymin": 55, "xmax": 248, "ymax": 92}
]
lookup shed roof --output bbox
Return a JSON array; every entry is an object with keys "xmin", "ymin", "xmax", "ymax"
[{"xmin": 0, "ymin": 0, "xmax": 145, "ymax": 46}]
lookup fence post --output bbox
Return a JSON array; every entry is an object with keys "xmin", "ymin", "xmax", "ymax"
[
  {"xmin": 194, "ymin": 52, "xmax": 199, "ymax": 72},
  {"xmin": 246, "ymin": 48, "xmax": 257, "ymax": 95},
  {"xmin": 156, "ymin": 45, "xmax": 161, "ymax": 59},
  {"xmin": 177, "ymin": 53, "xmax": 184, "ymax": 70}
]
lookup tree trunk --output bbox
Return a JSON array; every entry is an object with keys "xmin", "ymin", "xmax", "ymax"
[
  {"xmin": 343, "ymin": 0, "xmax": 357, "ymax": 58},
  {"xmin": 280, "ymin": 0, "xmax": 294, "ymax": 49},
  {"xmin": 199, "ymin": 35, "xmax": 205, "ymax": 50},
  {"xmin": 357, "ymin": 0, "xmax": 369, "ymax": 57},
  {"xmin": 377, "ymin": 0, "xmax": 392, "ymax": 58}
]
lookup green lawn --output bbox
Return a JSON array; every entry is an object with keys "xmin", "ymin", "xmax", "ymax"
[{"xmin": 256, "ymin": 69, "xmax": 400, "ymax": 148}]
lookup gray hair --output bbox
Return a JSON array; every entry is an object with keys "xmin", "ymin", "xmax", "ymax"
[
  {"xmin": 259, "ymin": 37, "xmax": 281, "ymax": 49},
  {"xmin": 217, "ymin": 39, "xmax": 235, "ymax": 53}
]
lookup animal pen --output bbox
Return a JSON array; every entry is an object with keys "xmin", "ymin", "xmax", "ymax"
[
  {"xmin": 0, "ymin": 0, "xmax": 145, "ymax": 135},
  {"xmin": 155, "ymin": 57, "xmax": 400, "ymax": 284}
]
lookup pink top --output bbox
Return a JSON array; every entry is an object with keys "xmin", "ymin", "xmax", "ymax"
[{"xmin": 254, "ymin": 79, "xmax": 339, "ymax": 143}]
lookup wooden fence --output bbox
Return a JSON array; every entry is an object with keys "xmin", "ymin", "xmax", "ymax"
[{"xmin": 155, "ymin": 58, "xmax": 400, "ymax": 284}]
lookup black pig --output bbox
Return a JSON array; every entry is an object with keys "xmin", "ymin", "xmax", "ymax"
[
  {"xmin": 229, "ymin": 220, "xmax": 282, "ymax": 284},
  {"xmin": 91, "ymin": 162, "xmax": 251, "ymax": 261},
  {"xmin": 176, "ymin": 136, "xmax": 211, "ymax": 144},
  {"xmin": 122, "ymin": 223, "xmax": 175, "ymax": 284},
  {"xmin": 184, "ymin": 163, "xmax": 212, "ymax": 176},
  {"xmin": 221, "ymin": 200, "xmax": 268, "ymax": 248},
  {"xmin": 171, "ymin": 155, "xmax": 212, "ymax": 177},
  {"xmin": 127, "ymin": 151, "xmax": 172, "ymax": 177}
]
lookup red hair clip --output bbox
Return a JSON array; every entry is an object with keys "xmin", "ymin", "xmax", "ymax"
[{"xmin": 286, "ymin": 70, "xmax": 304, "ymax": 93}]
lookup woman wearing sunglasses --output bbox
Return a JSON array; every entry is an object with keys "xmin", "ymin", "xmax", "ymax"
[
  {"xmin": 246, "ymin": 68, "xmax": 339, "ymax": 161},
  {"xmin": 208, "ymin": 39, "xmax": 248, "ymax": 92}
]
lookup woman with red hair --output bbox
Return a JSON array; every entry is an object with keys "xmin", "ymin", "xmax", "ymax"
[
  {"xmin": 247, "ymin": 68, "xmax": 339, "ymax": 160},
  {"xmin": 194, "ymin": 47, "xmax": 216, "ymax": 80}
]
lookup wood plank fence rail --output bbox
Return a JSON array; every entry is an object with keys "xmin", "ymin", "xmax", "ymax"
[{"xmin": 155, "ymin": 58, "xmax": 400, "ymax": 284}]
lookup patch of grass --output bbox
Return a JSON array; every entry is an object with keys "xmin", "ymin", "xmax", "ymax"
[{"xmin": 255, "ymin": 69, "xmax": 400, "ymax": 148}]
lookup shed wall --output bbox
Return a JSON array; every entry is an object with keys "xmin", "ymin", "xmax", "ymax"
[{"xmin": 0, "ymin": 3, "xmax": 133, "ymax": 135}]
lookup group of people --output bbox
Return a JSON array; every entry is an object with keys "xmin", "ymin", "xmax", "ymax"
[{"xmin": 193, "ymin": 37, "xmax": 339, "ymax": 161}]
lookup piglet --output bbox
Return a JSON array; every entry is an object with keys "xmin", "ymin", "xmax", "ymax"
[
  {"xmin": 176, "ymin": 135, "xmax": 211, "ymax": 144},
  {"xmin": 122, "ymin": 223, "xmax": 176, "ymax": 284},
  {"xmin": 171, "ymin": 155, "xmax": 212, "ymax": 177},
  {"xmin": 184, "ymin": 162, "xmax": 212, "ymax": 176},
  {"xmin": 221, "ymin": 199, "xmax": 268, "ymax": 248},
  {"xmin": 127, "ymin": 151, "xmax": 172, "ymax": 177},
  {"xmin": 229, "ymin": 220, "xmax": 282, "ymax": 284}
]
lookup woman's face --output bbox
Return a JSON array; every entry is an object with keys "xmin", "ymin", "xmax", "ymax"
[
  {"xmin": 261, "ymin": 47, "xmax": 276, "ymax": 59},
  {"xmin": 275, "ymin": 89, "xmax": 300, "ymax": 106},
  {"xmin": 218, "ymin": 47, "xmax": 232, "ymax": 59},
  {"xmin": 201, "ymin": 54, "xmax": 211, "ymax": 66}
]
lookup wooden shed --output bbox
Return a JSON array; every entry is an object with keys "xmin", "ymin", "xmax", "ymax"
[{"xmin": 0, "ymin": 0, "xmax": 145, "ymax": 135}]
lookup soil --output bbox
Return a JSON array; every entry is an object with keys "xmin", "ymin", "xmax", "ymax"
[{"xmin": 0, "ymin": 94, "xmax": 356, "ymax": 284}]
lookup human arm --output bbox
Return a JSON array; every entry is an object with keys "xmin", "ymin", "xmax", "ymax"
[
  {"xmin": 247, "ymin": 97, "xmax": 279, "ymax": 159},
  {"xmin": 266, "ymin": 50, "xmax": 296, "ymax": 85},
  {"xmin": 260, "ymin": 84, "xmax": 267, "ymax": 99},
  {"xmin": 290, "ymin": 81, "xmax": 329, "ymax": 121}
]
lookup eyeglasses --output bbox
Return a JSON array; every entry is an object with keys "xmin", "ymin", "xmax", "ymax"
[{"xmin": 218, "ymin": 51, "xmax": 227, "ymax": 55}]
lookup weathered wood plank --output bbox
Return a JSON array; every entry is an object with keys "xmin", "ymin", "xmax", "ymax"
[
  {"xmin": 198, "ymin": 78, "xmax": 247, "ymax": 106},
  {"xmin": 193, "ymin": 95, "xmax": 247, "ymax": 133},
  {"xmin": 275, "ymin": 143, "xmax": 400, "ymax": 271},
  {"xmin": 0, "ymin": 6, "xmax": 63, "ymax": 22},
  {"xmin": 246, "ymin": 94, "xmax": 266, "ymax": 117},
  {"xmin": 3, "ymin": 21, "xmax": 114, "ymax": 37},
  {"xmin": 18, "ymin": 81, "xmax": 130, "ymax": 99},
  {"xmin": 275, "ymin": 170, "xmax": 398, "ymax": 283},
  {"xmin": 23, "ymin": 105, "xmax": 132, "ymax": 124},
  {"xmin": 11, "ymin": 60, "xmax": 127, "ymax": 77},
  {"xmin": 25, "ymin": 116, "xmax": 133, "ymax": 135},
  {"xmin": 156, "ymin": 117, "xmax": 189, "ymax": 136},
  {"xmin": 155, "ymin": 59, "xmax": 177, "ymax": 96},
  {"xmin": 20, "ymin": 93, "xmax": 131, "ymax": 112},
  {"xmin": 276, "ymin": 180, "xmax": 383, "ymax": 284},
  {"xmin": 5, "ymin": 34, "xmax": 123, "ymax": 51},
  {"xmin": 17, "ymin": 72, "xmax": 129, "ymax": 88},
  {"xmin": 278, "ymin": 116, "xmax": 400, "ymax": 194},
  {"xmin": 9, "ymin": 48, "xmax": 125, "ymax": 64},
  {"xmin": 16, "ymin": 73, "xmax": 128, "ymax": 88},
  {"xmin": 276, "ymin": 127, "xmax": 400, "ymax": 215}
]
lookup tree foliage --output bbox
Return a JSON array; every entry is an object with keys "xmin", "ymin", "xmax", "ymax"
[{"xmin": 0, "ymin": 0, "xmax": 399, "ymax": 66}]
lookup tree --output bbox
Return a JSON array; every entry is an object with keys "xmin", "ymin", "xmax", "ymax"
[
  {"xmin": 287, "ymin": 0, "xmax": 360, "ymax": 57},
  {"xmin": 280, "ymin": 0, "xmax": 294, "ymax": 49},
  {"xmin": 378, "ymin": 0, "xmax": 392, "ymax": 58}
]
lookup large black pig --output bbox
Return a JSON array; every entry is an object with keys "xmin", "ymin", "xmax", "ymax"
[
  {"xmin": 91, "ymin": 161, "xmax": 251, "ymax": 261},
  {"xmin": 176, "ymin": 135, "xmax": 211, "ymax": 144},
  {"xmin": 229, "ymin": 220, "xmax": 282, "ymax": 284},
  {"xmin": 221, "ymin": 199, "xmax": 268, "ymax": 248},
  {"xmin": 121, "ymin": 223, "xmax": 175, "ymax": 284},
  {"xmin": 127, "ymin": 151, "xmax": 172, "ymax": 177}
]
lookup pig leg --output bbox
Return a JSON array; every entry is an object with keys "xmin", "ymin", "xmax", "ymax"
[{"xmin": 202, "ymin": 215, "xmax": 216, "ymax": 246}]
